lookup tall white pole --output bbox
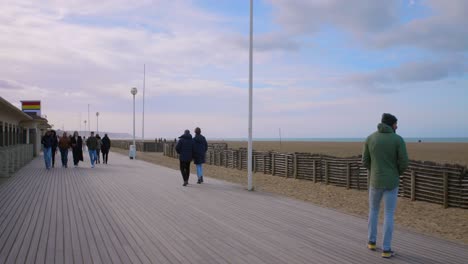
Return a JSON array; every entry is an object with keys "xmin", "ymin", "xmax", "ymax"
[
  {"xmin": 142, "ymin": 64, "xmax": 145, "ymax": 143},
  {"xmin": 247, "ymin": 0, "xmax": 254, "ymax": 191},
  {"xmin": 133, "ymin": 94, "xmax": 136, "ymax": 150},
  {"xmin": 88, "ymin": 104, "xmax": 90, "ymax": 136}
]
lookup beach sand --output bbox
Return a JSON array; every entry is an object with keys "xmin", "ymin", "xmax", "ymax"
[{"xmin": 112, "ymin": 141, "xmax": 468, "ymax": 245}]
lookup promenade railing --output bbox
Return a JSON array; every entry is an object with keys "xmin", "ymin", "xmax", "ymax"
[{"xmin": 0, "ymin": 144, "xmax": 34, "ymax": 178}]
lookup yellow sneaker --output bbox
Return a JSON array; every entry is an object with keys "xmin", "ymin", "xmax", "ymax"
[
  {"xmin": 367, "ymin": 242, "xmax": 376, "ymax": 251},
  {"xmin": 382, "ymin": 250, "xmax": 395, "ymax": 258}
]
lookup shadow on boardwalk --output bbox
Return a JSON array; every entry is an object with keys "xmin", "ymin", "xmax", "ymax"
[{"xmin": 0, "ymin": 152, "xmax": 467, "ymax": 263}]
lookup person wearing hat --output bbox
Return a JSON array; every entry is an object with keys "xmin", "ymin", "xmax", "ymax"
[
  {"xmin": 176, "ymin": 129, "xmax": 194, "ymax": 186},
  {"xmin": 362, "ymin": 113, "xmax": 408, "ymax": 258}
]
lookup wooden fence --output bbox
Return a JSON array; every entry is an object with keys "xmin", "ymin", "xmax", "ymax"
[
  {"xmin": 113, "ymin": 140, "xmax": 166, "ymax": 152},
  {"xmin": 162, "ymin": 143, "xmax": 468, "ymax": 209}
]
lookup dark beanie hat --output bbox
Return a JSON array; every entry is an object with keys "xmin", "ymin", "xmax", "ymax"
[{"xmin": 381, "ymin": 113, "xmax": 398, "ymax": 126}]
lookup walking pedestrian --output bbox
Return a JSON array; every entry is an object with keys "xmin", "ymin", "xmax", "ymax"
[
  {"xmin": 362, "ymin": 113, "xmax": 409, "ymax": 258},
  {"xmin": 86, "ymin": 132, "xmax": 98, "ymax": 168},
  {"xmin": 51, "ymin": 130, "xmax": 58, "ymax": 168},
  {"xmin": 101, "ymin": 134, "xmax": 111, "ymax": 164},
  {"xmin": 41, "ymin": 130, "xmax": 53, "ymax": 169},
  {"xmin": 175, "ymin": 129, "xmax": 194, "ymax": 186},
  {"xmin": 70, "ymin": 131, "xmax": 84, "ymax": 167},
  {"xmin": 193, "ymin": 127, "xmax": 208, "ymax": 184},
  {"xmin": 96, "ymin": 134, "xmax": 102, "ymax": 164},
  {"xmin": 58, "ymin": 132, "xmax": 71, "ymax": 168}
]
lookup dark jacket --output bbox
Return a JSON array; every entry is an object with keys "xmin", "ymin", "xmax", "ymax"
[
  {"xmin": 101, "ymin": 136, "xmax": 111, "ymax": 152},
  {"xmin": 51, "ymin": 131, "xmax": 58, "ymax": 150},
  {"xmin": 193, "ymin": 134, "xmax": 208, "ymax": 164},
  {"xmin": 176, "ymin": 133, "xmax": 194, "ymax": 162},
  {"xmin": 41, "ymin": 134, "xmax": 53, "ymax": 148},
  {"xmin": 86, "ymin": 136, "xmax": 98, "ymax": 150},
  {"xmin": 70, "ymin": 135, "xmax": 84, "ymax": 161},
  {"xmin": 362, "ymin": 123, "xmax": 409, "ymax": 189}
]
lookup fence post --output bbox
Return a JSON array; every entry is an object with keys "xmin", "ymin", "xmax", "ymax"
[
  {"xmin": 263, "ymin": 155, "xmax": 266, "ymax": 174},
  {"xmin": 411, "ymin": 171, "xmax": 416, "ymax": 201},
  {"xmin": 443, "ymin": 172, "xmax": 449, "ymax": 209},
  {"xmin": 313, "ymin": 160, "xmax": 316, "ymax": 183},
  {"xmin": 324, "ymin": 161, "xmax": 328, "ymax": 185},
  {"xmin": 346, "ymin": 162, "xmax": 351, "ymax": 189},
  {"xmin": 285, "ymin": 154, "xmax": 289, "ymax": 178},
  {"xmin": 253, "ymin": 155, "xmax": 256, "ymax": 173},
  {"xmin": 293, "ymin": 153, "xmax": 298, "ymax": 179},
  {"xmin": 272, "ymin": 153, "xmax": 276, "ymax": 176}
]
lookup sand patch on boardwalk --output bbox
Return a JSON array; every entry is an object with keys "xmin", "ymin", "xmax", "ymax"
[{"xmin": 112, "ymin": 148, "xmax": 468, "ymax": 246}]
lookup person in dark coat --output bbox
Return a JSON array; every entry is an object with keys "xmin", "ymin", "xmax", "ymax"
[
  {"xmin": 50, "ymin": 130, "xmax": 58, "ymax": 168},
  {"xmin": 101, "ymin": 134, "xmax": 111, "ymax": 164},
  {"xmin": 41, "ymin": 130, "xmax": 53, "ymax": 169},
  {"xmin": 193, "ymin": 127, "xmax": 208, "ymax": 184},
  {"xmin": 175, "ymin": 129, "xmax": 194, "ymax": 186},
  {"xmin": 70, "ymin": 131, "xmax": 84, "ymax": 167}
]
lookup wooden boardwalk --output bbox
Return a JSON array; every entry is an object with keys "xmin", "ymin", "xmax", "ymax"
[{"xmin": 0, "ymin": 152, "xmax": 467, "ymax": 264}]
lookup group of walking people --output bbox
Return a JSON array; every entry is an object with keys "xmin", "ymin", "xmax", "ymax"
[
  {"xmin": 41, "ymin": 130, "xmax": 111, "ymax": 169},
  {"xmin": 175, "ymin": 127, "xmax": 208, "ymax": 186}
]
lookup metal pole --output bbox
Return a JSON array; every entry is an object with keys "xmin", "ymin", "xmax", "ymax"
[
  {"xmin": 247, "ymin": 0, "xmax": 254, "ymax": 191},
  {"xmin": 142, "ymin": 64, "xmax": 145, "ymax": 143},
  {"xmin": 88, "ymin": 104, "xmax": 90, "ymax": 136},
  {"xmin": 133, "ymin": 94, "xmax": 136, "ymax": 150}
]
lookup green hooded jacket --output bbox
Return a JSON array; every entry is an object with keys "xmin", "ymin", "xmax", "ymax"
[{"xmin": 362, "ymin": 123, "xmax": 409, "ymax": 189}]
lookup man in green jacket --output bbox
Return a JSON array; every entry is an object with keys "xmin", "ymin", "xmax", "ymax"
[{"xmin": 362, "ymin": 113, "xmax": 408, "ymax": 258}]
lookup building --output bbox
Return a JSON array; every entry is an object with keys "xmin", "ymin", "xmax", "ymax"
[{"xmin": 0, "ymin": 97, "xmax": 51, "ymax": 177}]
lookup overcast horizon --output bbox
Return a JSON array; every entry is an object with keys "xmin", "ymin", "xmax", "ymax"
[{"xmin": 1, "ymin": 0, "xmax": 467, "ymax": 139}]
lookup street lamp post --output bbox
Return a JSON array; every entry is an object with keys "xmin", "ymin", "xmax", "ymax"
[
  {"xmin": 131, "ymin": 87, "xmax": 138, "ymax": 159},
  {"xmin": 96, "ymin": 112, "xmax": 99, "ymax": 134},
  {"xmin": 84, "ymin": 120, "xmax": 87, "ymax": 136},
  {"xmin": 247, "ymin": 0, "xmax": 254, "ymax": 191}
]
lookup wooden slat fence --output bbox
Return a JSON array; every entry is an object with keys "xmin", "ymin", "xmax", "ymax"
[{"xmin": 161, "ymin": 143, "xmax": 468, "ymax": 209}]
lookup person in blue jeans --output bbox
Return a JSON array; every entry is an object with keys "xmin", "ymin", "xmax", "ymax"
[
  {"xmin": 41, "ymin": 130, "xmax": 53, "ymax": 169},
  {"xmin": 362, "ymin": 113, "xmax": 409, "ymax": 258},
  {"xmin": 193, "ymin": 127, "xmax": 208, "ymax": 184},
  {"xmin": 86, "ymin": 132, "xmax": 98, "ymax": 168}
]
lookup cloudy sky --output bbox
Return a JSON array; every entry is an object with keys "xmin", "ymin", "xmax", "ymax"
[{"xmin": 1, "ymin": 0, "xmax": 467, "ymax": 139}]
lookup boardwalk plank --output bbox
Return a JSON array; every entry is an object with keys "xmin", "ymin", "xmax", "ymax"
[{"xmin": 0, "ymin": 152, "xmax": 467, "ymax": 264}]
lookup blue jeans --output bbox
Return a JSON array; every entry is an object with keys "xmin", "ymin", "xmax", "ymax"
[
  {"xmin": 368, "ymin": 187, "xmax": 399, "ymax": 251},
  {"xmin": 60, "ymin": 148, "xmax": 68, "ymax": 167},
  {"xmin": 88, "ymin": 150, "xmax": 97, "ymax": 167},
  {"xmin": 196, "ymin": 164, "xmax": 203, "ymax": 179},
  {"xmin": 43, "ymin": 147, "xmax": 52, "ymax": 169}
]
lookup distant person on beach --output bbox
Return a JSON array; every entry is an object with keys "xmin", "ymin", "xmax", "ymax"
[
  {"xmin": 193, "ymin": 127, "xmax": 208, "ymax": 184},
  {"xmin": 362, "ymin": 113, "xmax": 408, "ymax": 258},
  {"xmin": 96, "ymin": 134, "xmax": 102, "ymax": 164},
  {"xmin": 176, "ymin": 129, "xmax": 194, "ymax": 186},
  {"xmin": 50, "ymin": 130, "xmax": 58, "ymax": 168},
  {"xmin": 70, "ymin": 131, "xmax": 84, "ymax": 167},
  {"xmin": 101, "ymin": 134, "xmax": 111, "ymax": 164},
  {"xmin": 86, "ymin": 132, "xmax": 98, "ymax": 168},
  {"xmin": 58, "ymin": 132, "xmax": 71, "ymax": 168},
  {"xmin": 41, "ymin": 130, "xmax": 53, "ymax": 170}
]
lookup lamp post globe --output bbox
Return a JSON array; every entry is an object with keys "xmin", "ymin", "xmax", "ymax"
[{"xmin": 131, "ymin": 87, "xmax": 138, "ymax": 95}]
